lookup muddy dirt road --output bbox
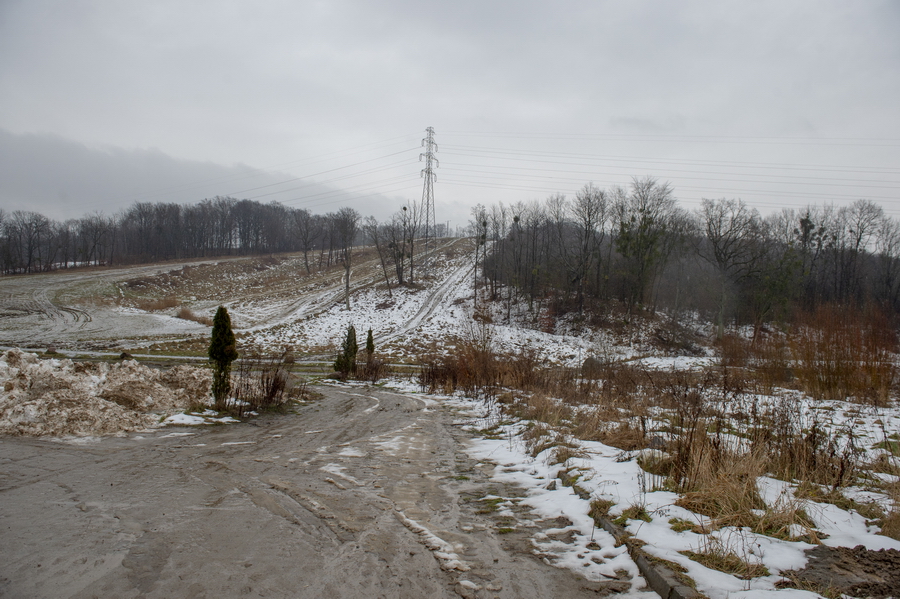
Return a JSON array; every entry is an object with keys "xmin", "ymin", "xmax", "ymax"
[{"xmin": 0, "ymin": 385, "xmax": 636, "ymax": 599}]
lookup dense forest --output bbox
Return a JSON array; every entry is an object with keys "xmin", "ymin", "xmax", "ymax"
[
  {"xmin": 3, "ymin": 176, "xmax": 900, "ymax": 331},
  {"xmin": 473, "ymin": 177, "xmax": 900, "ymax": 330}
]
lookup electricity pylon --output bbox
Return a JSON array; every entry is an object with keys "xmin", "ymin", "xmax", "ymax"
[{"xmin": 420, "ymin": 126, "xmax": 438, "ymax": 277}]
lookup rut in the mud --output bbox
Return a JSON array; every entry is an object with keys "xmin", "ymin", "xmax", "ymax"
[{"xmin": 0, "ymin": 385, "xmax": 644, "ymax": 599}]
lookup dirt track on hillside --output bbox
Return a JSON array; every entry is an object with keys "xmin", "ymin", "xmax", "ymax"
[
  {"xmin": 0, "ymin": 240, "xmax": 468, "ymax": 353},
  {"xmin": 0, "ymin": 385, "xmax": 637, "ymax": 599}
]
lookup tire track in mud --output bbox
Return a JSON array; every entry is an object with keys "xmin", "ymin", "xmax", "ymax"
[
  {"xmin": 34, "ymin": 288, "xmax": 92, "ymax": 325},
  {"xmin": 378, "ymin": 255, "xmax": 474, "ymax": 346},
  {"xmin": 235, "ymin": 238, "xmax": 465, "ymax": 334},
  {"xmin": 0, "ymin": 240, "xmax": 469, "ymax": 349},
  {"xmin": 0, "ymin": 263, "xmax": 192, "ymax": 346},
  {"xmin": 1, "ymin": 385, "xmax": 642, "ymax": 598}
]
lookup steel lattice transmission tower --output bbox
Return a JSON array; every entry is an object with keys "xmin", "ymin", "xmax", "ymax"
[{"xmin": 420, "ymin": 126, "xmax": 439, "ymax": 275}]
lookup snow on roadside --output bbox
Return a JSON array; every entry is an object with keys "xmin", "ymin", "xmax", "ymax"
[
  {"xmin": 395, "ymin": 510, "xmax": 472, "ymax": 572},
  {"xmin": 0, "ymin": 348, "xmax": 215, "ymax": 437},
  {"xmin": 431, "ymin": 392, "xmax": 900, "ymax": 599}
]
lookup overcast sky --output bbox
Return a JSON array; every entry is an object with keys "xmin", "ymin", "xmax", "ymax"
[{"xmin": 1, "ymin": 0, "xmax": 899, "ymax": 226}]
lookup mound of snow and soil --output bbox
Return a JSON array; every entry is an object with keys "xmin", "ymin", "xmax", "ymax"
[{"xmin": 0, "ymin": 349, "xmax": 211, "ymax": 437}]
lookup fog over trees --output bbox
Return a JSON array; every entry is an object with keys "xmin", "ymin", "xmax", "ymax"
[{"xmin": 3, "ymin": 177, "xmax": 900, "ymax": 329}]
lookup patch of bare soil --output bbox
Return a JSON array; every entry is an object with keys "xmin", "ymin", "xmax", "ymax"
[
  {"xmin": 0, "ymin": 349, "xmax": 211, "ymax": 437},
  {"xmin": 780, "ymin": 545, "xmax": 900, "ymax": 598}
]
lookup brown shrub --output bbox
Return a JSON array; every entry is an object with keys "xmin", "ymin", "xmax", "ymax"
[
  {"xmin": 598, "ymin": 421, "xmax": 646, "ymax": 451},
  {"xmin": 176, "ymin": 306, "xmax": 213, "ymax": 326},
  {"xmin": 790, "ymin": 305, "xmax": 897, "ymax": 405},
  {"xmin": 227, "ymin": 352, "xmax": 304, "ymax": 417},
  {"xmin": 357, "ymin": 358, "xmax": 388, "ymax": 383},
  {"xmin": 135, "ymin": 296, "xmax": 179, "ymax": 311}
]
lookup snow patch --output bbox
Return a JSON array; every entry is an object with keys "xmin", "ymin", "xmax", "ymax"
[{"xmin": 395, "ymin": 510, "xmax": 470, "ymax": 572}]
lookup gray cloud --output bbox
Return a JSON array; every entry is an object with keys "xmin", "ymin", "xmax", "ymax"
[
  {"xmin": 1, "ymin": 0, "xmax": 898, "ymax": 221},
  {"xmin": 0, "ymin": 129, "xmax": 411, "ymax": 221}
]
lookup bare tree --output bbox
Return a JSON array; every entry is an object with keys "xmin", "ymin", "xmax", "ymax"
[
  {"xmin": 570, "ymin": 183, "xmax": 608, "ymax": 311},
  {"xmin": 469, "ymin": 204, "xmax": 489, "ymax": 308},
  {"xmin": 11, "ymin": 211, "xmax": 52, "ymax": 272},
  {"xmin": 401, "ymin": 201, "xmax": 423, "ymax": 284},
  {"xmin": 697, "ymin": 198, "xmax": 765, "ymax": 335},
  {"xmin": 292, "ymin": 208, "xmax": 320, "ymax": 274},
  {"xmin": 613, "ymin": 177, "xmax": 679, "ymax": 309},
  {"xmin": 834, "ymin": 199, "xmax": 884, "ymax": 302},
  {"xmin": 364, "ymin": 216, "xmax": 393, "ymax": 297},
  {"xmin": 334, "ymin": 207, "xmax": 361, "ymax": 309},
  {"xmin": 875, "ymin": 216, "xmax": 900, "ymax": 310}
]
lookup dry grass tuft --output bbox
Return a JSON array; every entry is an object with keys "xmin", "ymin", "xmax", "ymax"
[
  {"xmin": 135, "ymin": 296, "xmax": 179, "ymax": 311},
  {"xmin": 598, "ymin": 421, "xmax": 646, "ymax": 451},
  {"xmin": 176, "ymin": 306, "xmax": 213, "ymax": 326},
  {"xmin": 613, "ymin": 504, "xmax": 651, "ymax": 525},
  {"xmin": 589, "ymin": 499, "xmax": 615, "ymax": 525},
  {"xmin": 753, "ymin": 495, "xmax": 819, "ymax": 542},
  {"xmin": 681, "ymin": 536, "xmax": 770, "ymax": 579},
  {"xmin": 549, "ymin": 442, "xmax": 588, "ymax": 465},
  {"xmin": 674, "ymin": 448, "xmax": 767, "ymax": 529},
  {"xmin": 516, "ymin": 393, "xmax": 573, "ymax": 427},
  {"xmin": 881, "ymin": 508, "xmax": 900, "ymax": 541}
]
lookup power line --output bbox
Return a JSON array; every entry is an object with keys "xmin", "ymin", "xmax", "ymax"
[
  {"xmin": 440, "ymin": 131, "xmax": 900, "ymax": 147},
  {"xmin": 226, "ymin": 146, "xmax": 419, "ymax": 198},
  {"xmin": 110, "ymin": 134, "xmax": 422, "ymax": 205},
  {"xmin": 439, "ymin": 143, "xmax": 900, "ymax": 174}
]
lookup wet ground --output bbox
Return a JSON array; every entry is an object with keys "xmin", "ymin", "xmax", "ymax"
[
  {"xmin": 780, "ymin": 544, "xmax": 900, "ymax": 598},
  {"xmin": 0, "ymin": 385, "xmax": 637, "ymax": 598}
]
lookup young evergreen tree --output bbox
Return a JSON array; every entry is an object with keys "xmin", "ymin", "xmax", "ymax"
[
  {"xmin": 333, "ymin": 324, "xmax": 358, "ymax": 378},
  {"xmin": 365, "ymin": 328, "xmax": 375, "ymax": 366},
  {"xmin": 209, "ymin": 306, "xmax": 238, "ymax": 409}
]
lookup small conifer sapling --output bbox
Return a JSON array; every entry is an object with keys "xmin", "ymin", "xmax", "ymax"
[
  {"xmin": 366, "ymin": 328, "xmax": 375, "ymax": 367},
  {"xmin": 334, "ymin": 324, "xmax": 358, "ymax": 378},
  {"xmin": 209, "ymin": 306, "xmax": 238, "ymax": 410}
]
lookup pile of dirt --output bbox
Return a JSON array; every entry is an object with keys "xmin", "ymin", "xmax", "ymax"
[
  {"xmin": 0, "ymin": 349, "xmax": 212, "ymax": 437},
  {"xmin": 780, "ymin": 545, "xmax": 900, "ymax": 598}
]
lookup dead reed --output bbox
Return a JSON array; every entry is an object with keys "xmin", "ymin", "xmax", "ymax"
[
  {"xmin": 135, "ymin": 296, "xmax": 179, "ymax": 311},
  {"xmin": 176, "ymin": 306, "xmax": 213, "ymax": 326},
  {"xmin": 790, "ymin": 305, "xmax": 897, "ymax": 406},
  {"xmin": 422, "ymin": 321, "xmax": 886, "ymax": 537}
]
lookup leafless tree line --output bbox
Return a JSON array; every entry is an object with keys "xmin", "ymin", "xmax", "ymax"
[
  {"xmin": 0, "ymin": 195, "xmax": 455, "ymax": 282},
  {"xmin": 5, "ymin": 177, "xmax": 897, "ymax": 328},
  {"xmin": 475, "ymin": 176, "xmax": 900, "ymax": 327},
  {"xmin": 0, "ymin": 198, "xmax": 362, "ymax": 275}
]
